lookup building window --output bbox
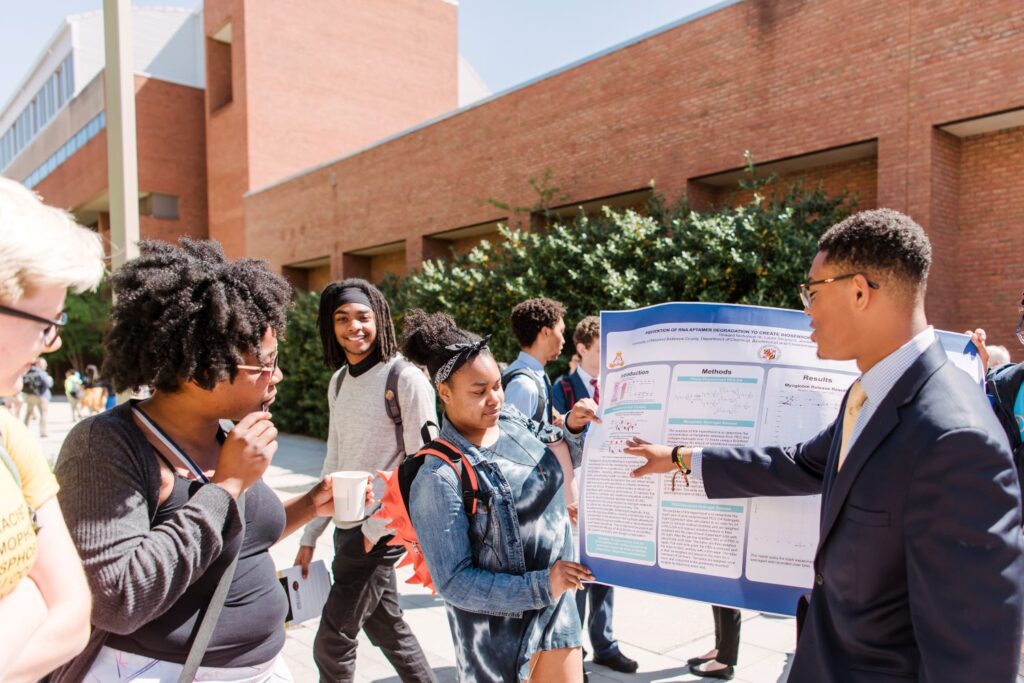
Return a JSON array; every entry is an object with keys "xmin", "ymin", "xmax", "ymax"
[
  {"xmin": 140, "ymin": 193, "xmax": 179, "ymax": 220},
  {"xmin": 0, "ymin": 53, "xmax": 75, "ymax": 171},
  {"xmin": 207, "ymin": 21, "xmax": 233, "ymax": 113}
]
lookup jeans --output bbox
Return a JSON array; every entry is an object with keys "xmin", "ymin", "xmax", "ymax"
[
  {"xmin": 313, "ymin": 527, "xmax": 435, "ymax": 683},
  {"xmin": 575, "ymin": 583, "xmax": 619, "ymax": 657},
  {"xmin": 85, "ymin": 646, "xmax": 292, "ymax": 682}
]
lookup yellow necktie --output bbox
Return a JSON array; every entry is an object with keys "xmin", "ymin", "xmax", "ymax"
[{"xmin": 838, "ymin": 379, "xmax": 867, "ymax": 470}]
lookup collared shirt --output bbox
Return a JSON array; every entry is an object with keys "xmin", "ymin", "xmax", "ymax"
[
  {"xmin": 575, "ymin": 365, "xmax": 597, "ymax": 400},
  {"xmin": 504, "ymin": 351, "xmax": 551, "ymax": 421},
  {"xmin": 692, "ymin": 326, "xmax": 937, "ymax": 479}
]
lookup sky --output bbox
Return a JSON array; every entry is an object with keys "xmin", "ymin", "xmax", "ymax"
[{"xmin": 0, "ymin": 0, "xmax": 725, "ymax": 108}]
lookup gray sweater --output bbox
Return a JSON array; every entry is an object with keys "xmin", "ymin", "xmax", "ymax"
[
  {"xmin": 300, "ymin": 355, "xmax": 437, "ymax": 547},
  {"xmin": 54, "ymin": 404, "xmax": 243, "ymax": 637}
]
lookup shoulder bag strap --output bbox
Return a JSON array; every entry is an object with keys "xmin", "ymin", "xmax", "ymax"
[
  {"xmin": 129, "ymin": 405, "xmax": 244, "ymax": 681},
  {"xmin": 178, "ymin": 493, "xmax": 245, "ymax": 683},
  {"xmin": 0, "ymin": 437, "xmax": 21, "ymax": 490}
]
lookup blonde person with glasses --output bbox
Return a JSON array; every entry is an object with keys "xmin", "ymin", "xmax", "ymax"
[
  {"xmin": 53, "ymin": 239, "xmax": 368, "ymax": 683},
  {"xmin": 0, "ymin": 177, "xmax": 101, "ymax": 682}
]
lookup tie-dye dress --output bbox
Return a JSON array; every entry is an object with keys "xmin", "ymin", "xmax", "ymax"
[{"xmin": 410, "ymin": 410, "xmax": 583, "ymax": 682}]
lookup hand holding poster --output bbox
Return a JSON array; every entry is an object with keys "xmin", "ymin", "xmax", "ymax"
[{"xmin": 578, "ymin": 302, "xmax": 981, "ymax": 615}]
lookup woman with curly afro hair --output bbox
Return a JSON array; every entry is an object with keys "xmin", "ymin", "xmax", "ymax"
[
  {"xmin": 54, "ymin": 239, "xmax": 363, "ymax": 683},
  {"xmin": 401, "ymin": 309, "xmax": 601, "ymax": 683}
]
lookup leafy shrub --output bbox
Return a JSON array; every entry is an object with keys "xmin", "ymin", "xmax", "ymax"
[
  {"xmin": 275, "ymin": 173, "xmax": 854, "ymax": 438},
  {"xmin": 273, "ymin": 290, "xmax": 335, "ymax": 439}
]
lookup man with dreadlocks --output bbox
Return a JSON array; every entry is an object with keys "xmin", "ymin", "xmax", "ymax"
[{"xmin": 294, "ymin": 279, "xmax": 437, "ymax": 683}]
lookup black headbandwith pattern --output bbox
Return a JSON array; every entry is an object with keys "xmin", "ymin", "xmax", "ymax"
[{"xmin": 433, "ymin": 335, "xmax": 491, "ymax": 384}]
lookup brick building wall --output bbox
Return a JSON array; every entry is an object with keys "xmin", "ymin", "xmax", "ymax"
[
  {"xmin": 34, "ymin": 75, "xmax": 207, "ymax": 254},
  {"xmin": 244, "ymin": 0, "xmax": 1024, "ymax": 342},
  {"xmin": 205, "ymin": 0, "xmax": 457, "ymax": 258},
  {"xmin": 957, "ymin": 125, "xmax": 1024, "ymax": 353}
]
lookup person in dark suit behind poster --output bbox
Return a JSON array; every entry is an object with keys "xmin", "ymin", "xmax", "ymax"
[{"xmin": 625, "ymin": 209, "xmax": 1024, "ymax": 683}]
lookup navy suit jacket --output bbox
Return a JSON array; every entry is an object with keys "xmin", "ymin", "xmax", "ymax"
[{"xmin": 702, "ymin": 341, "xmax": 1024, "ymax": 682}]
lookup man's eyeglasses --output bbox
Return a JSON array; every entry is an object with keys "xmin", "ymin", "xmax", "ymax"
[
  {"xmin": 0, "ymin": 305, "xmax": 67, "ymax": 346},
  {"xmin": 237, "ymin": 356, "xmax": 279, "ymax": 377},
  {"xmin": 798, "ymin": 273, "xmax": 880, "ymax": 309}
]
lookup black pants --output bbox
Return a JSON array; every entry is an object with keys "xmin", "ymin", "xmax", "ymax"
[
  {"xmin": 712, "ymin": 606, "xmax": 741, "ymax": 666},
  {"xmin": 313, "ymin": 527, "xmax": 436, "ymax": 683}
]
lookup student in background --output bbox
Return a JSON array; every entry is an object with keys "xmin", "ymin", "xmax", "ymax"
[
  {"xmin": 21, "ymin": 358, "xmax": 53, "ymax": 437},
  {"xmin": 294, "ymin": 279, "xmax": 436, "ymax": 683},
  {"xmin": 503, "ymin": 297, "xmax": 566, "ymax": 424},
  {"xmin": 64, "ymin": 369, "xmax": 83, "ymax": 421}
]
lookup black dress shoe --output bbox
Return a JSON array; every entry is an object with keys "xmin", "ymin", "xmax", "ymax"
[
  {"xmin": 690, "ymin": 661, "xmax": 735, "ymax": 680},
  {"xmin": 687, "ymin": 654, "xmax": 716, "ymax": 667},
  {"xmin": 593, "ymin": 651, "xmax": 639, "ymax": 673}
]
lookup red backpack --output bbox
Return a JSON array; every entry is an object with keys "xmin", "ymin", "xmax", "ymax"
[{"xmin": 375, "ymin": 432, "xmax": 484, "ymax": 593}]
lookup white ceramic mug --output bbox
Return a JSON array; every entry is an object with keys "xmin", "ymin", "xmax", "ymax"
[{"xmin": 331, "ymin": 470, "xmax": 370, "ymax": 524}]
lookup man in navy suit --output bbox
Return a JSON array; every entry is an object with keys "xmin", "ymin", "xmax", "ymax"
[
  {"xmin": 553, "ymin": 316, "xmax": 638, "ymax": 675},
  {"xmin": 626, "ymin": 209, "xmax": 1024, "ymax": 682}
]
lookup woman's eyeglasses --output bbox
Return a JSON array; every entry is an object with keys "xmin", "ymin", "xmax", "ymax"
[
  {"xmin": 237, "ymin": 356, "xmax": 279, "ymax": 377},
  {"xmin": 0, "ymin": 305, "xmax": 67, "ymax": 346}
]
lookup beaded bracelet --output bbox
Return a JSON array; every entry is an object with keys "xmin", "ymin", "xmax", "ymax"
[{"xmin": 670, "ymin": 445, "xmax": 691, "ymax": 490}]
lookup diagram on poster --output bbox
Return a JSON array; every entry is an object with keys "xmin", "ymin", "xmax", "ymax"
[{"xmin": 578, "ymin": 303, "xmax": 981, "ymax": 615}]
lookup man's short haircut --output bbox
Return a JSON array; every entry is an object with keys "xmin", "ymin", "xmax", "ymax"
[
  {"xmin": 0, "ymin": 177, "xmax": 103, "ymax": 305},
  {"xmin": 573, "ymin": 315, "xmax": 600, "ymax": 349},
  {"xmin": 103, "ymin": 238, "xmax": 291, "ymax": 393},
  {"xmin": 817, "ymin": 209, "xmax": 932, "ymax": 293},
  {"xmin": 317, "ymin": 278, "xmax": 398, "ymax": 369},
  {"xmin": 510, "ymin": 297, "xmax": 566, "ymax": 348}
]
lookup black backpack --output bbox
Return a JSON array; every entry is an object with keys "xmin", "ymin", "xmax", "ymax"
[
  {"xmin": 986, "ymin": 362, "xmax": 1024, "ymax": 490},
  {"xmin": 500, "ymin": 367, "xmax": 549, "ymax": 423},
  {"xmin": 22, "ymin": 370, "xmax": 46, "ymax": 397}
]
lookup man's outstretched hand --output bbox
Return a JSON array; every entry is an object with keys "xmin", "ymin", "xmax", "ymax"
[{"xmin": 623, "ymin": 437, "xmax": 689, "ymax": 477}]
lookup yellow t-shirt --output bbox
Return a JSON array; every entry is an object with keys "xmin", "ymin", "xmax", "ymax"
[{"xmin": 0, "ymin": 410, "xmax": 59, "ymax": 599}]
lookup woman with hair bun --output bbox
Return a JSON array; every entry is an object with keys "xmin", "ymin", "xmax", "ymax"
[{"xmin": 401, "ymin": 309, "xmax": 600, "ymax": 683}]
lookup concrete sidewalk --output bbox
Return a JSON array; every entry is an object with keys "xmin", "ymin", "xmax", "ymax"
[{"xmin": 38, "ymin": 398, "xmax": 795, "ymax": 682}]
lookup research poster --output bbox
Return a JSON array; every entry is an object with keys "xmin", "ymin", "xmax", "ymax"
[{"xmin": 578, "ymin": 302, "xmax": 981, "ymax": 615}]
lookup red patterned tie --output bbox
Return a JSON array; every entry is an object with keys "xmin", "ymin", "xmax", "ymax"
[{"xmin": 590, "ymin": 378, "xmax": 600, "ymax": 405}]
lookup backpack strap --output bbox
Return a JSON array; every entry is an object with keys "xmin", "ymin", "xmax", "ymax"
[
  {"xmin": 987, "ymin": 362, "xmax": 1024, "ymax": 451},
  {"xmin": 501, "ymin": 368, "xmax": 547, "ymax": 423},
  {"xmin": 416, "ymin": 438, "xmax": 484, "ymax": 515},
  {"xmin": 331, "ymin": 360, "xmax": 411, "ymax": 454},
  {"xmin": 386, "ymin": 359, "xmax": 413, "ymax": 454},
  {"xmin": 331, "ymin": 366, "xmax": 349, "ymax": 402},
  {"xmin": 558, "ymin": 376, "xmax": 577, "ymax": 413}
]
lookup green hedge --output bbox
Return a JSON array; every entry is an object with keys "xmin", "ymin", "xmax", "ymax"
[
  {"xmin": 273, "ymin": 174, "xmax": 854, "ymax": 439},
  {"xmin": 46, "ymin": 283, "xmax": 111, "ymax": 379}
]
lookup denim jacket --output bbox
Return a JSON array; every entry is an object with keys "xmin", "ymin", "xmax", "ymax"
[{"xmin": 408, "ymin": 406, "xmax": 585, "ymax": 618}]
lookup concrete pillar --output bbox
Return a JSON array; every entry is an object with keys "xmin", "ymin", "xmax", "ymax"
[{"xmin": 103, "ymin": 0, "xmax": 140, "ymax": 269}]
